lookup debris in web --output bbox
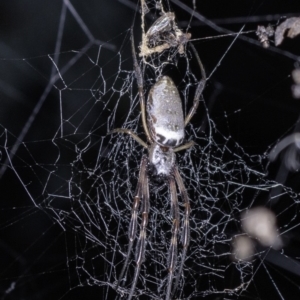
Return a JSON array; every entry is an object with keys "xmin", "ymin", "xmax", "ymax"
[
  {"xmin": 275, "ymin": 17, "xmax": 300, "ymax": 46},
  {"xmin": 139, "ymin": 3, "xmax": 191, "ymax": 57},
  {"xmin": 241, "ymin": 207, "xmax": 283, "ymax": 249},
  {"xmin": 256, "ymin": 25, "xmax": 275, "ymax": 48},
  {"xmin": 231, "ymin": 235, "xmax": 255, "ymax": 261}
]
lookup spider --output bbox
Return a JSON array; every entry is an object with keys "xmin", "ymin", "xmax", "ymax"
[{"xmin": 110, "ymin": 29, "xmax": 206, "ymax": 300}]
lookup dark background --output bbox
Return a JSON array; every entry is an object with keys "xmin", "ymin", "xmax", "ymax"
[{"xmin": 0, "ymin": 1, "xmax": 300, "ymax": 299}]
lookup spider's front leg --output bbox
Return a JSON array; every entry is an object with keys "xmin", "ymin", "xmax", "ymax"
[
  {"xmin": 165, "ymin": 176, "xmax": 180, "ymax": 300},
  {"xmin": 171, "ymin": 166, "xmax": 190, "ymax": 298},
  {"xmin": 128, "ymin": 155, "xmax": 150, "ymax": 300},
  {"xmin": 115, "ymin": 156, "xmax": 148, "ymax": 298}
]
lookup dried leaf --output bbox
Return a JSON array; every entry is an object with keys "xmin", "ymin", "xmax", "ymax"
[{"xmin": 275, "ymin": 17, "xmax": 300, "ymax": 46}]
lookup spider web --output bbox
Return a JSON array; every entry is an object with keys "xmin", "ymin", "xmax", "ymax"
[{"xmin": 0, "ymin": 1, "xmax": 300, "ymax": 299}]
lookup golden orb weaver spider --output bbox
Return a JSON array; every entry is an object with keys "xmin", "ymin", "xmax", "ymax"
[{"xmin": 110, "ymin": 27, "xmax": 206, "ymax": 300}]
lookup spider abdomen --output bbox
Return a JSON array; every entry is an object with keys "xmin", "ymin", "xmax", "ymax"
[{"xmin": 147, "ymin": 76, "xmax": 184, "ymax": 147}]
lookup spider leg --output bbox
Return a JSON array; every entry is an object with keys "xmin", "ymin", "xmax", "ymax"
[
  {"xmin": 116, "ymin": 156, "xmax": 147, "ymax": 293},
  {"xmin": 184, "ymin": 43, "xmax": 206, "ymax": 127},
  {"xmin": 171, "ymin": 166, "xmax": 191, "ymax": 298},
  {"xmin": 128, "ymin": 156, "xmax": 150, "ymax": 300},
  {"xmin": 109, "ymin": 128, "xmax": 148, "ymax": 149},
  {"xmin": 165, "ymin": 176, "xmax": 180, "ymax": 300},
  {"xmin": 131, "ymin": 28, "xmax": 153, "ymax": 143},
  {"xmin": 174, "ymin": 140, "xmax": 195, "ymax": 153}
]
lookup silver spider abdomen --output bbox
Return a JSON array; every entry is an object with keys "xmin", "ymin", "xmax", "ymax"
[{"xmin": 147, "ymin": 76, "xmax": 185, "ymax": 147}]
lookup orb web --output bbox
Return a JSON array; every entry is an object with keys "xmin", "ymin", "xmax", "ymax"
[{"xmin": 0, "ymin": 1, "xmax": 299, "ymax": 299}]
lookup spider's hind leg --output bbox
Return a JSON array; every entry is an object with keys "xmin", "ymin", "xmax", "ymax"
[
  {"xmin": 130, "ymin": 28, "xmax": 153, "ymax": 144},
  {"xmin": 108, "ymin": 128, "xmax": 148, "ymax": 149},
  {"xmin": 184, "ymin": 43, "xmax": 206, "ymax": 127}
]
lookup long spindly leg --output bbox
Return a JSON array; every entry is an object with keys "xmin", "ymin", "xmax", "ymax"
[
  {"xmin": 165, "ymin": 176, "xmax": 180, "ymax": 300},
  {"xmin": 116, "ymin": 156, "xmax": 148, "ymax": 292},
  {"xmin": 109, "ymin": 128, "xmax": 148, "ymax": 149},
  {"xmin": 131, "ymin": 28, "xmax": 153, "ymax": 143},
  {"xmin": 171, "ymin": 166, "xmax": 191, "ymax": 298},
  {"xmin": 128, "ymin": 156, "xmax": 150, "ymax": 300},
  {"xmin": 184, "ymin": 43, "xmax": 206, "ymax": 127},
  {"xmin": 174, "ymin": 140, "xmax": 195, "ymax": 153}
]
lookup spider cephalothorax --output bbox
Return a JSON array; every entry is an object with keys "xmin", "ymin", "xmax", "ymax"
[
  {"xmin": 110, "ymin": 26, "xmax": 206, "ymax": 300},
  {"xmin": 148, "ymin": 144, "xmax": 175, "ymax": 180}
]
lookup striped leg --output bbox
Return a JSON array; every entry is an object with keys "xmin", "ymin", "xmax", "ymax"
[
  {"xmin": 109, "ymin": 128, "xmax": 148, "ymax": 149},
  {"xmin": 184, "ymin": 43, "xmax": 206, "ymax": 127},
  {"xmin": 116, "ymin": 156, "xmax": 148, "ymax": 294},
  {"xmin": 171, "ymin": 166, "xmax": 191, "ymax": 298},
  {"xmin": 128, "ymin": 156, "xmax": 150, "ymax": 300},
  {"xmin": 165, "ymin": 176, "xmax": 180, "ymax": 300},
  {"xmin": 131, "ymin": 28, "xmax": 153, "ymax": 143}
]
